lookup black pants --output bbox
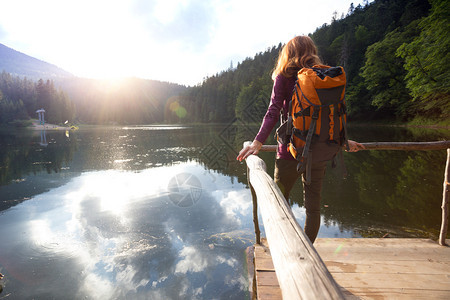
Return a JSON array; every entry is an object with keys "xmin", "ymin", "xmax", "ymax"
[{"xmin": 274, "ymin": 158, "xmax": 327, "ymax": 243}]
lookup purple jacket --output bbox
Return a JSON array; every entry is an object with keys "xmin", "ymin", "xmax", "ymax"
[{"xmin": 255, "ymin": 74, "xmax": 296, "ymax": 160}]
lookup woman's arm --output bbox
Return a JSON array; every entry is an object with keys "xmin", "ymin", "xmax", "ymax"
[
  {"xmin": 346, "ymin": 140, "xmax": 365, "ymax": 152},
  {"xmin": 236, "ymin": 75, "xmax": 289, "ymax": 161}
]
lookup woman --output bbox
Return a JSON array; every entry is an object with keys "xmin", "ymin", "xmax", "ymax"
[{"xmin": 236, "ymin": 36, "xmax": 364, "ymax": 243}]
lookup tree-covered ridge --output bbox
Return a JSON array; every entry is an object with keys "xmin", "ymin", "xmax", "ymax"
[
  {"xmin": 0, "ymin": 72, "xmax": 187, "ymax": 125},
  {"xmin": 396, "ymin": 0, "xmax": 450, "ymax": 119},
  {"xmin": 313, "ymin": 0, "xmax": 433, "ymax": 120},
  {"xmin": 173, "ymin": 45, "xmax": 281, "ymax": 124},
  {"xmin": 59, "ymin": 77, "xmax": 187, "ymax": 124},
  {"xmin": 176, "ymin": 0, "xmax": 448, "ymax": 124},
  {"xmin": 0, "ymin": 0, "xmax": 448, "ymax": 126},
  {"xmin": 0, "ymin": 72, "xmax": 74, "ymax": 125}
]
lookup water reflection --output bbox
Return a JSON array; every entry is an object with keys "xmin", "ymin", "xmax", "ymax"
[
  {"xmin": 0, "ymin": 125, "xmax": 449, "ymax": 298},
  {"xmin": 337, "ymin": 149, "xmax": 447, "ymax": 237},
  {"xmin": 0, "ymin": 163, "xmax": 252, "ymax": 299},
  {"xmin": 39, "ymin": 130, "xmax": 48, "ymax": 147}
]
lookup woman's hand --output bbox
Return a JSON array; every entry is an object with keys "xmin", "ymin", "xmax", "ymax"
[
  {"xmin": 236, "ymin": 140, "xmax": 263, "ymax": 162},
  {"xmin": 346, "ymin": 140, "xmax": 365, "ymax": 152}
]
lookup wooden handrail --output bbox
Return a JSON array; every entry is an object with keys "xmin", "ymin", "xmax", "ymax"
[
  {"xmin": 259, "ymin": 140, "xmax": 450, "ymax": 152},
  {"xmin": 255, "ymin": 140, "xmax": 450, "ymax": 246},
  {"xmin": 245, "ymin": 142, "xmax": 344, "ymax": 299}
]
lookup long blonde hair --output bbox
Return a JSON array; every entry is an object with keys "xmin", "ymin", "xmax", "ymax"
[{"xmin": 272, "ymin": 36, "xmax": 322, "ymax": 79}]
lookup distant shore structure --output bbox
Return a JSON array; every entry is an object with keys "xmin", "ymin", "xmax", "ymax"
[{"xmin": 36, "ymin": 108, "xmax": 45, "ymax": 125}]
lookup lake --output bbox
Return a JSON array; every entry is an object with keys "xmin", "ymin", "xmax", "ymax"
[{"xmin": 0, "ymin": 124, "xmax": 449, "ymax": 299}]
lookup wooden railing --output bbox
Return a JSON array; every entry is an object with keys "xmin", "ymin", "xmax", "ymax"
[
  {"xmin": 245, "ymin": 140, "xmax": 450, "ymax": 299},
  {"xmin": 245, "ymin": 142, "xmax": 345, "ymax": 299},
  {"xmin": 259, "ymin": 140, "xmax": 450, "ymax": 152},
  {"xmin": 255, "ymin": 140, "xmax": 450, "ymax": 246}
]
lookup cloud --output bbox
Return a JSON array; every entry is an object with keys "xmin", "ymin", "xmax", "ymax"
[
  {"xmin": 0, "ymin": 163, "xmax": 253, "ymax": 298},
  {"xmin": 175, "ymin": 246, "xmax": 208, "ymax": 273}
]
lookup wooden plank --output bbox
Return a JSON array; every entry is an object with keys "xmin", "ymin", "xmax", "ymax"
[
  {"xmin": 331, "ymin": 273, "xmax": 450, "ymax": 290},
  {"xmin": 315, "ymin": 238, "xmax": 446, "ymax": 248},
  {"xmin": 257, "ymin": 285, "xmax": 283, "ymax": 300},
  {"xmin": 318, "ymin": 250, "xmax": 449, "ymax": 262},
  {"xmin": 256, "ymin": 271, "xmax": 280, "ymax": 286},
  {"xmin": 253, "ymin": 237, "xmax": 450, "ymax": 300},
  {"xmin": 255, "ymin": 257, "xmax": 276, "ymax": 271},
  {"xmin": 314, "ymin": 238, "xmax": 450, "ymax": 299},
  {"xmin": 323, "ymin": 260, "xmax": 450, "ymax": 274},
  {"xmin": 315, "ymin": 238, "xmax": 450, "ymax": 262},
  {"xmin": 342, "ymin": 288, "xmax": 450, "ymax": 299},
  {"xmin": 255, "ymin": 255, "xmax": 275, "ymax": 271},
  {"xmin": 259, "ymin": 141, "xmax": 450, "ymax": 152},
  {"xmin": 246, "ymin": 152, "xmax": 344, "ymax": 299},
  {"xmin": 254, "ymin": 240, "xmax": 275, "ymax": 271},
  {"xmin": 254, "ymin": 240, "xmax": 281, "ymax": 300}
]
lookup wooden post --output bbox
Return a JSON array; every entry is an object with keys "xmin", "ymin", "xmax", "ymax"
[
  {"xmin": 246, "ymin": 153, "xmax": 344, "ymax": 299},
  {"xmin": 248, "ymin": 166, "xmax": 261, "ymax": 245},
  {"xmin": 439, "ymin": 149, "xmax": 450, "ymax": 246},
  {"xmin": 244, "ymin": 141, "xmax": 261, "ymax": 245}
]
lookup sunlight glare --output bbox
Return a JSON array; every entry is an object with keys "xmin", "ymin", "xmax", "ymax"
[
  {"xmin": 1, "ymin": 0, "xmax": 156, "ymax": 79},
  {"xmin": 30, "ymin": 219, "xmax": 53, "ymax": 246}
]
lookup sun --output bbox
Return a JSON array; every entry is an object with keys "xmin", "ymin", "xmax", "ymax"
[
  {"xmin": 66, "ymin": 30, "xmax": 147, "ymax": 80},
  {"xmin": 42, "ymin": 0, "xmax": 153, "ymax": 80}
]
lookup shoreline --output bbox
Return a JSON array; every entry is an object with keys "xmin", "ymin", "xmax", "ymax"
[{"xmin": 30, "ymin": 121, "xmax": 75, "ymax": 130}]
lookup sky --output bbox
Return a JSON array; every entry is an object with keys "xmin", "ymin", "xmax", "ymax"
[{"xmin": 0, "ymin": 0, "xmax": 369, "ymax": 86}]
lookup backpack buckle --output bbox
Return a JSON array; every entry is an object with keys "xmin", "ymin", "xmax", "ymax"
[{"xmin": 312, "ymin": 107, "xmax": 320, "ymax": 120}]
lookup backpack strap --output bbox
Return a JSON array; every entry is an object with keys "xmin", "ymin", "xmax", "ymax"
[
  {"xmin": 297, "ymin": 80, "xmax": 319, "ymax": 135},
  {"xmin": 296, "ymin": 106, "xmax": 320, "ymax": 185},
  {"xmin": 340, "ymin": 101, "xmax": 350, "ymax": 151},
  {"xmin": 331, "ymin": 100, "xmax": 349, "ymax": 181},
  {"xmin": 301, "ymin": 106, "xmax": 320, "ymax": 158}
]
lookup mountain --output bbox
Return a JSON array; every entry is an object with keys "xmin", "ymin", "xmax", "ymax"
[
  {"xmin": 0, "ymin": 43, "xmax": 73, "ymax": 80},
  {"xmin": 0, "ymin": 43, "xmax": 188, "ymax": 125}
]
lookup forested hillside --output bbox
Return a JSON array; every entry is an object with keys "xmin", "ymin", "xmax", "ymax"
[
  {"xmin": 0, "ymin": 72, "xmax": 74, "ymax": 125},
  {"xmin": 176, "ymin": 0, "xmax": 449, "ymax": 124},
  {"xmin": 59, "ymin": 78, "xmax": 186, "ymax": 124},
  {"xmin": 0, "ymin": 42, "xmax": 186, "ymax": 125},
  {"xmin": 0, "ymin": 72, "xmax": 186, "ymax": 125},
  {"xmin": 1, "ymin": 0, "xmax": 448, "ymax": 126},
  {"xmin": 171, "ymin": 46, "xmax": 281, "ymax": 123}
]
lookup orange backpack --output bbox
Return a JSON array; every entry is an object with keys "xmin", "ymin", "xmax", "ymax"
[{"xmin": 277, "ymin": 65, "xmax": 349, "ymax": 183}]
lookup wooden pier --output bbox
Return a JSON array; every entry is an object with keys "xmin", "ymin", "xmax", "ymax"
[
  {"xmin": 253, "ymin": 237, "xmax": 450, "ymax": 299},
  {"xmin": 245, "ymin": 141, "xmax": 450, "ymax": 299}
]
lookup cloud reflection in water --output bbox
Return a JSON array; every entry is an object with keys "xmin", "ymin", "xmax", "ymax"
[{"xmin": 0, "ymin": 162, "xmax": 252, "ymax": 299}]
